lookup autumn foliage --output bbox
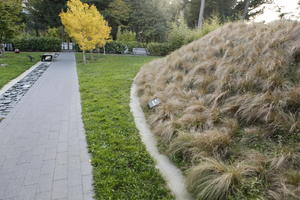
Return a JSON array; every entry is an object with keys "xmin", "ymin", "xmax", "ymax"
[{"xmin": 60, "ymin": 0, "xmax": 111, "ymax": 63}]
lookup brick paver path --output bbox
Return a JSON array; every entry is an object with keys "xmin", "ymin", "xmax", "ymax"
[{"xmin": 0, "ymin": 53, "xmax": 94, "ymax": 200}]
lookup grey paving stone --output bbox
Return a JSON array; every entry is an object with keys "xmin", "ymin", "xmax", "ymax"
[
  {"xmin": 4, "ymin": 178, "xmax": 24, "ymax": 198},
  {"xmin": 37, "ymin": 173, "xmax": 53, "ymax": 193},
  {"xmin": 20, "ymin": 184, "xmax": 37, "ymax": 200},
  {"xmin": 35, "ymin": 191, "xmax": 51, "ymax": 200},
  {"xmin": 52, "ymin": 179, "xmax": 68, "ymax": 199},
  {"xmin": 0, "ymin": 53, "xmax": 94, "ymax": 200},
  {"xmin": 68, "ymin": 185, "xmax": 83, "ymax": 200},
  {"xmin": 81, "ymin": 161, "xmax": 92, "ymax": 176},
  {"xmin": 17, "ymin": 151, "xmax": 33, "ymax": 165},
  {"xmin": 83, "ymin": 191, "xmax": 94, "ymax": 200},
  {"xmin": 40, "ymin": 160, "xmax": 56, "ymax": 176},
  {"xmin": 54, "ymin": 164, "xmax": 68, "ymax": 181},
  {"xmin": 29, "ymin": 155, "xmax": 44, "ymax": 170},
  {"xmin": 82, "ymin": 175, "xmax": 93, "ymax": 195},
  {"xmin": 68, "ymin": 168, "xmax": 82, "ymax": 187},
  {"xmin": 56, "ymin": 152, "xmax": 68, "ymax": 166},
  {"xmin": 42, "ymin": 147, "xmax": 57, "ymax": 161},
  {"xmin": 24, "ymin": 169, "xmax": 40, "ymax": 186},
  {"xmin": 57, "ymin": 142, "xmax": 68, "ymax": 153}
]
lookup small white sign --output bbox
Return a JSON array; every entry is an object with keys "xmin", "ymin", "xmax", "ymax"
[{"xmin": 148, "ymin": 98, "xmax": 161, "ymax": 108}]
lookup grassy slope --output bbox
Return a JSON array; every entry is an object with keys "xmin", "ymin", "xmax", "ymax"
[
  {"xmin": 76, "ymin": 54, "xmax": 173, "ymax": 200},
  {"xmin": 135, "ymin": 21, "xmax": 300, "ymax": 199},
  {"xmin": 0, "ymin": 52, "xmax": 42, "ymax": 89}
]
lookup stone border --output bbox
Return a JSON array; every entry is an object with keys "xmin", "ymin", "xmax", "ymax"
[
  {"xmin": 0, "ymin": 61, "xmax": 52, "ymax": 120},
  {"xmin": 0, "ymin": 61, "xmax": 50, "ymax": 96},
  {"xmin": 130, "ymin": 81, "xmax": 193, "ymax": 200}
]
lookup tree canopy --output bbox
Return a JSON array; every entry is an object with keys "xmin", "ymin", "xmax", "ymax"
[
  {"xmin": 21, "ymin": 0, "xmax": 275, "ymax": 42},
  {"xmin": 0, "ymin": 0, "xmax": 22, "ymax": 43},
  {"xmin": 183, "ymin": 0, "xmax": 271, "ymax": 27},
  {"xmin": 25, "ymin": 0, "xmax": 67, "ymax": 34}
]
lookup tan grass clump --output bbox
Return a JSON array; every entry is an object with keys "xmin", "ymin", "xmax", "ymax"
[
  {"xmin": 136, "ymin": 21, "xmax": 300, "ymax": 136},
  {"xmin": 136, "ymin": 20, "xmax": 300, "ymax": 199},
  {"xmin": 169, "ymin": 129, "xmax": 231, "ymax": 160},
  {"xmin": 186, "ymin": 158, "xmax": 255, "ymax": 200}
]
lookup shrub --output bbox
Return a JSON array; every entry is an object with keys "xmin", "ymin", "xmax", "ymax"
[
  {"xmin": 146, "ymin": 16, "xmax": 221, "ymax": 56},
  {"xmin": 123, "ymin": 41, "xmax": 147, "ymax": 52},
  {"xmin": 103, "ymin": 41, "xmax": 146, "ymax": 54},
  {"xmin": 185, "ymin": 15, "xmax": 221, "ymax": 44},
  {"xmin": 117, "ymin": 30, "xmax": 137, "ymax": 42},
  {"xmin": 147, "ymin": 43, "xmax": 170, "ymax": 56},
  {"xmin": 167, "ymin": 19, "xmax": 191, "ymax": 52},
  {"xmin": 45, "ymin": 27, "xmax": 60, "ymax": 38},
  {"xmin": 104, "ymin": 41, "xmax": 127, "ymax": 54},
  {"xmin": 13, "ymin": 37, "xmax": 61, "ymax": 52},
  {"xmin": 166, "ymin": 15, "xmax": 221, "ymax": 53}
]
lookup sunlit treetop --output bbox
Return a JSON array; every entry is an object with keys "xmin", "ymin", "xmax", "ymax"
[{"xmin": 60, "ymin": 0, "xmax": 111, "ymax": 51}]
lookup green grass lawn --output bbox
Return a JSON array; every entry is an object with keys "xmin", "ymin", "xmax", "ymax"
[
  {"xmin": 76, "ymin": 54, "xmax": 173, "ymax": 200},
  {"xmin": 0, "ymin": 52, "xmax": 42, "ymax": 89}
]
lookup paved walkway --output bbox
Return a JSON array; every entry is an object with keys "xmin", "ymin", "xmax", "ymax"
[{"xmin": 0, "ymin": 53, "xmax": 94, "ymax": 200}]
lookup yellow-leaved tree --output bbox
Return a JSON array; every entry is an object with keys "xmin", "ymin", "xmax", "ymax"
[{"xmin": 60, "ymin": 0, "xmax": 111, "ymax": 64}]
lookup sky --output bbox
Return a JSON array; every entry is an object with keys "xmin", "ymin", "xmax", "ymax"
[{"xmin": 253, "ymin": 0, "xmax": 300, "ymax": 22}]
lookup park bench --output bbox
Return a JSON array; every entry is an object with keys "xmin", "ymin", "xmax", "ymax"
[
  {"xmin": 41, "ymin": 53, "xmax": 59, "ymax": 62},
  {"xmin": 132, "ymin": 48, "xmax": 148, "ymax": 56}
]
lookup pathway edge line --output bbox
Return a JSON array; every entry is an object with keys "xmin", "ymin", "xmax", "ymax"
[{"xmin": 130, "ymin": 80, "xmax": 193, "ymax": 200}]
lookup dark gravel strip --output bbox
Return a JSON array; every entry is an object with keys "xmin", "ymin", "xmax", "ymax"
[{"xmin": 0, "ymin": 63, "xmax": 50, "ymax": 121}]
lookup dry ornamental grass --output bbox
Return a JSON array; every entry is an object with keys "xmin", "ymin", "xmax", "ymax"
[{"xmin": 136, "ymin": 21, "xmax": 300, "ymax": 199}]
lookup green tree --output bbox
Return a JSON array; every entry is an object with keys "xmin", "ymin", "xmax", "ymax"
[
  {"xmin": 184, "ymin": 0, "xmax": 236, "ymax": 27},
  {"xmin": 0, "ymin": 0, "xmax": 22, "ymax": 43},
  {"xmin": 106, "ymin": 0, "xmax": 130, "ymax": 26},
  {"xmin": 105, "ymin": 0, "xmax": 130, "ymax": 39},
  {"xmin": 183, "ymin": 0, "xmax": 272, "ymax": 27},
  {"xmin": 25, "ymin": 0, "xmax": 67, "ymax": 35},
  {"xmin": 127, "ymin": 0, "xmax": 169, "ymax": 42}
]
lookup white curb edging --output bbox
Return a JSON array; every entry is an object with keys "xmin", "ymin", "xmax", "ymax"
[
  {"xmin": 0, "ymin": 61, "xmax": 51, "ymax": 96},
  {"xmin": 130, "ymin": 82, "xmax": 193, "ymax": 200}
]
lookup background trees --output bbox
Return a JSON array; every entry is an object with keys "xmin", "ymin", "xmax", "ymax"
[
  {"xmin": 25, "ymin": 0, "xmax": 67, "ymax": 35},
  {"xmin": 127, "ymin": 0, "xmax": 169, "ymax": 42},
  {"xmin": 183, "ymin": 0, "xmax": 271, "ymax": 28},
  {"xmin": 0, "ymin": 0, "xmax": 22, "ymax": 43},
  {"xmin": 2, "ymin": 0, "xmax": 277, "ymax": 46},
  {"xmin": 104, "ymin": 0, "xmax": 130, "ymax": 39}
]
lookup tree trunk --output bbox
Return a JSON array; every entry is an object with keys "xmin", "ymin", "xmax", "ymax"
[
  {"xmin": 90, "ymin": 50, "xmax": 94, "ymax": 60},
  {"xmin": 243, "ymin": 0, "xmax": 251, "ymax": 20},
  {"xmin": 103, "ymin": 46, "xmax": 106, "ymax": 55},
  {"xmin": 198, "ymin": 0, "xmax": 206, "ymax": 29},
  {"xmin": 83, "ymin": 50, "xmax": 86, "ymax": 64}
]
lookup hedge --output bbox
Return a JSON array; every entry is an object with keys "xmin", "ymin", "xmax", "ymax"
[
  {"xmin": 104, "ymin": 41, "xmax": 171, "ymax": 56},
  {"xmin": 104, "ymin": 41, "xmax": 127, "ymax": 54},
  {"xmin": 147, "ymin": 43, "xmax": 171, "ymax": 56},
  {"xmin": 13, "ymin": 37, "xmax": 61, "ymax": 52},
  {"xmin": 99, "ymin": 41, "xmax": 147, "ymax": 54}
]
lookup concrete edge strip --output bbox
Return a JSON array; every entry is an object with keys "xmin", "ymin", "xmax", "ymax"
[
  {"xmin": 130, "ymin": 81, "xmax": 193, "ymax": 200},
  {"xmin": 0, "ymin": 61, "xmax": 51, "ymax": 96}
]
